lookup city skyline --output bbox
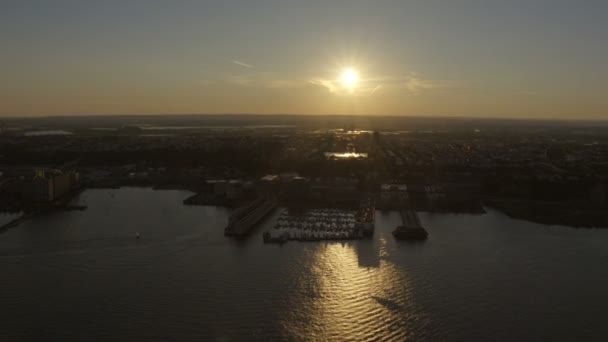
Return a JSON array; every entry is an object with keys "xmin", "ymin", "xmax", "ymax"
[{"xmin": 2, "ymin": 0, "xmax": 607, "ymax": 119}]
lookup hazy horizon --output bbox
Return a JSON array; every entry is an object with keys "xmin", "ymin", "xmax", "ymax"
[
  {"xmin": 3, "ymin": 113, "xmax": 608, "ymax": 123},
  {"xmin": 2, "ymin": 0, "xmax": 607, "ymax": 119}
]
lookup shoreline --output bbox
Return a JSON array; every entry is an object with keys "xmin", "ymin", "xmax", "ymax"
[
  {"xmin": 484, "ymin": 198, "xmax": 608, "ymax": 229},
  {"xmin": 3, "ymin": 185, "xmax": 607, "ymax": 231}
]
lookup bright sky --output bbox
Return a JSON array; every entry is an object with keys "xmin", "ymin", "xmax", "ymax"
[{"xmin": 1, "ymin": 0, "xmax": 607, "ymax": 119}]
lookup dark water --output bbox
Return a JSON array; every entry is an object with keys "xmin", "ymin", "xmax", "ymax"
[{"xmin": 1, "ymin": 188, "xmax": 608, "ymax": 341}]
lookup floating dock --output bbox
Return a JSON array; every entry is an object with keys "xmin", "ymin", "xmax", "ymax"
[
  {"xmin": 393, "ymin": 210, "xmax": 428, "ymax": 240},
  {"xmin": 224, "ymin": 197, "xmax": 277, "ymax": 237}
]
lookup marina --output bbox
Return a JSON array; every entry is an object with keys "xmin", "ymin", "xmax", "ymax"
[{"xmin": 263, "ymin": 200, "xmax": 375, "ymax": 243}]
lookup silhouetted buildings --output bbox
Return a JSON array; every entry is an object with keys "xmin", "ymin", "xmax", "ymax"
[
  {"xmin": 21, "ymin": 169, "xmax": 79, "ymax": 202},
  {"xmin": 1, "ymin": 115, "xmax": 607, "ymax": 227},
  {"xmin": 590, "ymin": 183, "xmax": 606, "ymax": 205},
  {"xmin": 379, "ymin": 184, "xmax": 409, "ymax": 209}
]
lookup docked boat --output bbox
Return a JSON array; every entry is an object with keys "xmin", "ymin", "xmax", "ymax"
[{"xmin": 263, "ymin": 232, "xmax": 288, "ymax": 244}]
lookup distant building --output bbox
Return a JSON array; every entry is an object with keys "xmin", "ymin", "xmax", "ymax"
[
  {"xmin": 590, "ymin": 184, "xmax": 606, "ymax": 205},
  {"xmin": 257, "ymin": 175, "xmax": 280, "ymax": 196},
  {"xmin": 21, "ymin": 169, "xmax": 79, "ymax": 202},
  {"xmin": 261, "ymin": 175, "xmax": 280, "ymax": 182},
  {"xmin": 22, "ymin": 175, "xmax": 54, "ymax": 202},
  {"xmin": 279, "ymin": 172, "xmax": 299, "ymax": 182},
  {"xmin": 425, "ymin": 185, "xmax": 445, "ymax": 203},
  {"xmin": 226, "ymin": 180, "xmax": 244, "ymax": 200},
  {"xmin": 284, "ymin": 176, "xmax": 311, "ymax": 201},
  {"xmin": 211, "ymin": 180, "xmax": 228, "ymax": 196},
  {"xmin": 206, "ymin": 179, "xmax": 252, "ymax": 201},
  {"xmin": 373, "ymin": 131, "xmax": 381, "ymax": 144},
  {"xmin": 310, "ymin": 177, "xmax": 359, "ymax": 204},
  {"xmin": 379, "ymin": 184, "xmax": 409, "ymax": 209}
]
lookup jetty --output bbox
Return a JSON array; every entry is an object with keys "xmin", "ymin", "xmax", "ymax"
[
  {"xmin": 224, "ymin": 197, "xmax": 277, "ymax": 237},
  {"xmin": 393, "ymin": 210, "xmax": 428, "ymax": 240}
]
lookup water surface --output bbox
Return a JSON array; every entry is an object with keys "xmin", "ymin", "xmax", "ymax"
[
  {"xmin": 1, "ymin": 188, "xmax": 607, "ymax": 341},
  {"xmin": 24, "ymin": 130, "xmax": 72, "ymax": 136}
]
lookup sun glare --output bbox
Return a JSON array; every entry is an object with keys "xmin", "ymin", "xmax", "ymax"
[{"xmin": 341, "ymin": 68, "xmax": 359, "ymax": 90}]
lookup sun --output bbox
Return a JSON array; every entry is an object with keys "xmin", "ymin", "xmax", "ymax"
[{"xmin": 341, "ymin": 68, "xmax": 359, "ymax": 90}]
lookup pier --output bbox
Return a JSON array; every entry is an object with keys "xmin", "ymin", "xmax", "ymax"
[
  {"xmin": 224, "ymin": 197, "xmax": 277, "ymax": 237},
  {"xmin": 393, "ymin": 209, "xmax": 428, "ymax": 240},
  {"xmin": 1, "ymin": 204, "xmax": 87, "ymax": 232}
]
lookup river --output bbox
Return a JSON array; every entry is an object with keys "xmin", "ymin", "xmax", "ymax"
[{"xmin": 1, "ymin": 188, "xmax": 607, "ymax": 341}]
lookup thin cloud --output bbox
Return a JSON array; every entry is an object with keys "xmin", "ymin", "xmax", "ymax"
[
  {"xmin": 309, "ymin": 72, "xmax": 456, "ymax": 96},
  {"xmin": 309, "ymin": 79, "xmax": 339, "ymax": 93},
  {"xmin": 267, "ymin": 80, "xmax": 294, "ymax": 88},
  {"xmin": 232, "ymin": 60, "xmax": 254, "ymax": 68},
  {"xmin": 368, "ymin": 74, "xmax": 458, "ymax": 94},
  {"xmin": 406, "ymin": 77, "xmax": 435, "ymax": 93},
  {"xmin": 309, "ymin": 77, "xmax": 384, "ymax": 95},
  {"xmin": 225, "ymin": 73, "xmax": 295, "ymax": 89}
]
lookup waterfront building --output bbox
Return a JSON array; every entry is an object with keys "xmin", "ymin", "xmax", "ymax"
[
  {"xmin": 379, "ymin": 183, "xmax": 409, "ymax": 209},
  {"xmin": 21, "ymin": 169, "xmax": 79, "ymax": 202}
]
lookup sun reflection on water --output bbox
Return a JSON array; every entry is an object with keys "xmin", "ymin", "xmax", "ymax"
[{"xmin": 280, "ymin": 242, "xmax": 422, "ymax": 341}]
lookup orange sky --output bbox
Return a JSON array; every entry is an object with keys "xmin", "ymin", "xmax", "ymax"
[{"xmin": 2, "ymin": 1, "xmax": 607, "ymax": 119}]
